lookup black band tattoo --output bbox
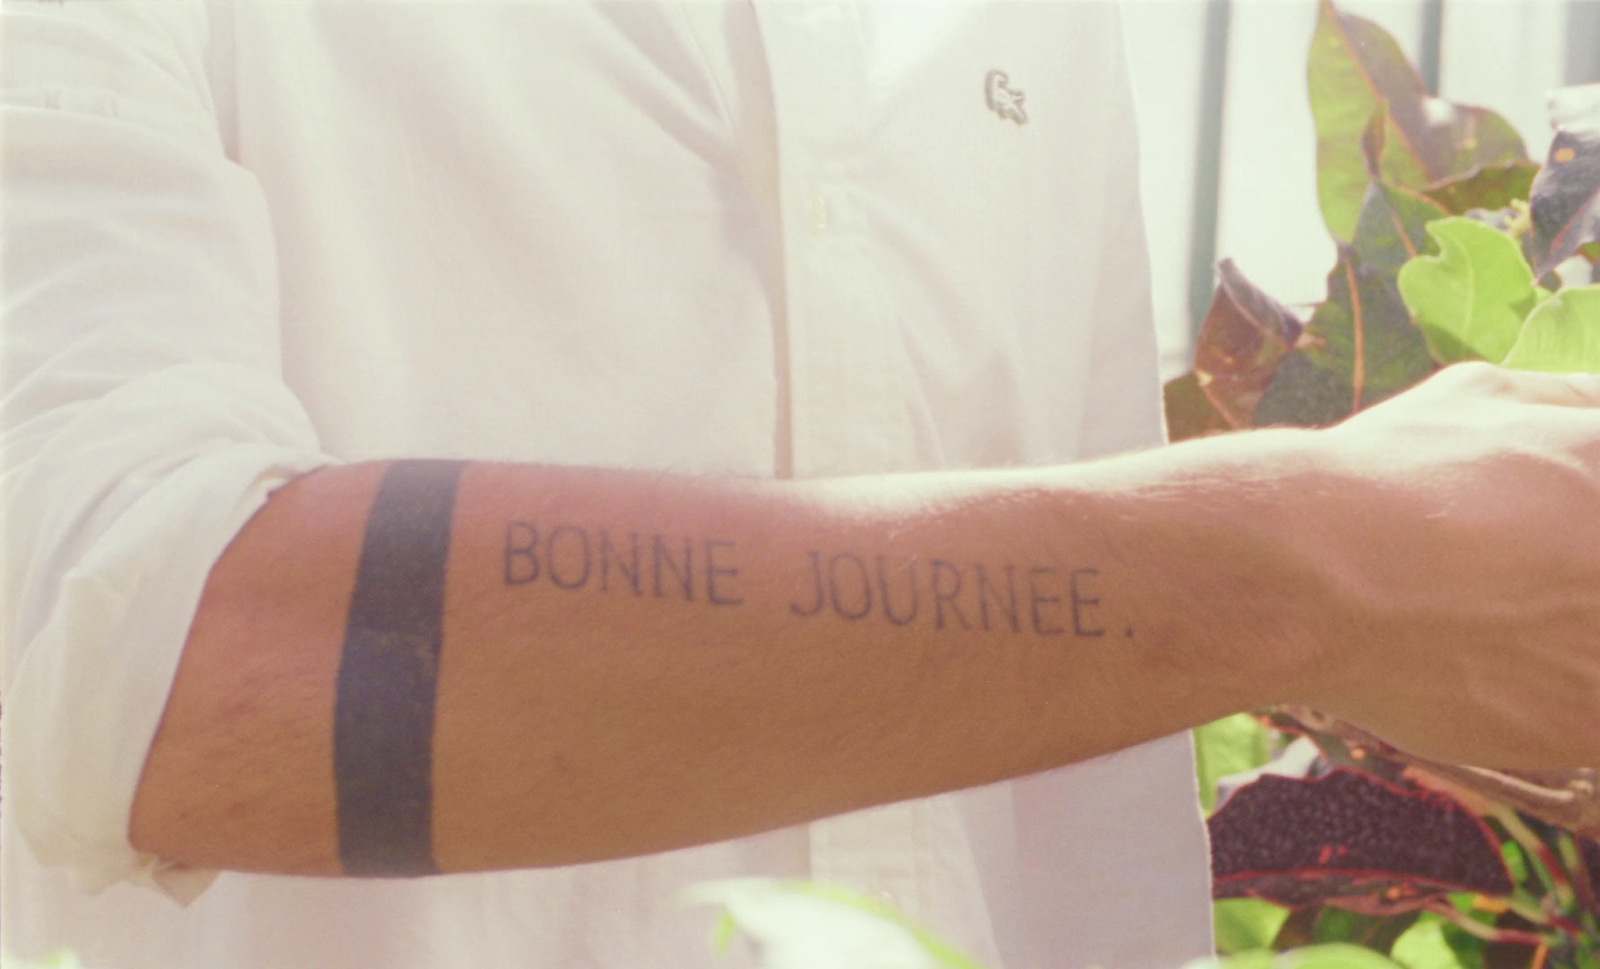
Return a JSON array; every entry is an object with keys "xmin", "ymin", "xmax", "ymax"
[{"xmin": 334, "ymin": 459, "xmax": 466, "ymax": 876}]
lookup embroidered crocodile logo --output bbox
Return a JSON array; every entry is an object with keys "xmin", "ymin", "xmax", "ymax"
[{"xmin": 985, "ymin": 70, "xmax": 1027, "ymax": 125}]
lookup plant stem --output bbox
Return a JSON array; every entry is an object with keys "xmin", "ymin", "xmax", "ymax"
[
  {"xmin": 1424, "ymin": 899, "xmax": 1547, "ymax": 947},
  {"xmin": 1497, "ymin": 808, "xmax": 1578, "ymax": 912}
]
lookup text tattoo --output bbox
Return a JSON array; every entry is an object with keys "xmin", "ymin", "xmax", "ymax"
[{"xmin": 501, "ymin": 521, "xmax": 1116, "ymax": 639}]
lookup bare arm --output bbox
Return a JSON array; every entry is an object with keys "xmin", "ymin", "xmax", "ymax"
[{"xmin": 128, "ymin": 364, "xmax": 1600, "ymax": 877}]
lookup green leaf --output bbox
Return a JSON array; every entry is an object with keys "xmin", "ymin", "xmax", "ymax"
[
  {"xmin": 792, "ymin": 884, "xmax": 989, "ymax": 969},
  {"xmin": 1437, "ymin": 107, "xmax": 1527, "ymax": 182},
  {"xmin": 682, "ymin": 878, "xmax": 987, "ymax": 969},
  {"xmin": 1164, "ymin": 371, "xmax": 1233, "ymax": 442},
  {"xmin": 1276, "ymin": 906, "xmax": 1324, "ymax": 950},
  {"xmin": 1310, "ymin": 0, "xmax": 1427, "ymax": 239},
  {"xmin": 0, "ymin": 955, "xmax": 82, "ymax": 969},
  {"xmin": 1527, "ymin": 125, "xmax": 1600, "ymax": 277},
  {"xmin": 1194, "ymin": 713, "xmax": 1274, "ymax": 814},
  {"xmin": 1499, "ymin": 842, "xmax": 1529, "ymax": 886},
  {"xmin": 1396, "ymin": 217, "xmax": 1545, "ymax": 365},
  {"xmin": 1280, "ymin": 943, "xmax": 1409, "ymax": 969},
  {"xmin": 1307, "ymin": 249, "xmax": 1436, "ymax": 405},
  {"xmin": 1314, "ymin": 909, "xmax": 1422, "ymax": 954},
  {"xmin": 1437, "ymin": 920, "xmax": 1487, "ymax": 968},
  {"xmin": 711, "ymin": 910, "xmax": 737, "ymax": 955},
  {"xmin": 1391, "ymin": 917, "xmax": 1469, "ymax": 969},
  {"xmin": 1256, "ymin": 247, "xmax": 1434, "ymax": 426},
  {"xmin": 1186, "ymin": 946, "xmax": 1412, "ymax": 969},
  {"xmin": 1370, "ymin": 106, "xmax": 1433, "ymax": 193},
  {"xmin": 1353, "ymin": 181, "xmax": 1449, "ymax": 282},
  {"xmin": 1179, "ymin": 952, "xmax": 1277, "ymax": 969},
  {"xmin": 1309, "ymin": 2, "xmax": 1526, "ymax": 240},
  {"xmin": 1371, "ymin": 97, "xmax": 1526, "ymax": 198},
  {"xmin": 1215, "ymin": 898, "xmax": 1292, "ymax": 955},
  {"xmin": 1423, "ymin": 163, "xmax": 1539, "ymax": 215},
  {"xmin": 1192, "ymin": 260, "xmax": 1303, "ymax": 429},
  {"xmin": 1502, "ymin": 285, "xmax": 1600, "ymax": 372}
]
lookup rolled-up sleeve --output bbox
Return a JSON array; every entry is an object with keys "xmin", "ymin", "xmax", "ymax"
[{"xmin": 2, "ymin": 1, "xmax": 332, "ymax": 900}]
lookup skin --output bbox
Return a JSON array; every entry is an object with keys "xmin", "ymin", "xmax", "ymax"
[{"xmin": 128, "ymin": 362, "xmax": 1600, "ymax": 878}]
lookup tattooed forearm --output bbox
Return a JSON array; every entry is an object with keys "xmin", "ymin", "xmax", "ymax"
[
  {"xmin": 334, "ymin": 459, "xmax": 467, "ymax": 876},
  {"xmin": 332, "ymin": 480, "xmax": 1120, "ymax": 875}
]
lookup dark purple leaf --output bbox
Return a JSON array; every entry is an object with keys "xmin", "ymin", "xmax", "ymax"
[
  {"xmin": 1527, "ymin": 124, "xmax": 1600, "ymax": 277},
  {"xmin": 1583, "ymin": 838, "xmax": 1600, "ymax": 913},
  {"xmin": 1210, "ymin": 769, "xmax": 1515, "ymax": 912},
  {"xmin": 1191, "ymin": 260, "xmax": 1303, "ymax": 429},
  {"xmin": 1480, "ymin": 911, "xmax": 1543, "ymax": 969},
  {"xmin": 1465, "ymin": 207, "xmax": 1520, "ymax": 233},
  {"xmin": 1251, "ymin": 349, "xmax": 1352, "ymax": 428}
]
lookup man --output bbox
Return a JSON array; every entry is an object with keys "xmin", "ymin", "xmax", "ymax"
[{"xmin": 4, "ymin": 3, "xmax": 1598, "ymax": 969}]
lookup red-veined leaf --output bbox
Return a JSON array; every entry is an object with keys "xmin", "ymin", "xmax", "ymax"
[
  {"xmin": 1423, "ymin": 162, "xmax": 1539, "ymax": 215},
  {"xmin": 1253, "ymin": 246, "xmax": 1434, "ymax": 427},
  {"xmin": 1191, "ymin": 260, "xmax": 1303, "ymax": 429},
  {"xmin": 1210, "ymin": 769, "xmax": 1515, "ymax": 913},
  {"xmin": 1310, "ymin": 1, "xmax": 1526, "ymax": 239},
  {"xmin": 1162, "ymin": 372, "xmax": 1232, "ymax": 443}
]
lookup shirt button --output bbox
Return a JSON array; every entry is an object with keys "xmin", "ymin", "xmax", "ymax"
[{"xmin": 808, "ymin": 194, "xmax": 831, "ymax": 233}]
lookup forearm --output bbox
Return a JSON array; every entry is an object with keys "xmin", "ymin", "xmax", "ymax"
[{"xmin": 129, "ymin": 431, "xmax": 1326, "ymax": 877}]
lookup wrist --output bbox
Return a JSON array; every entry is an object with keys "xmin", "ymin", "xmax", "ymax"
[{"xmin": 1092, "ymin": 427, "xmax": 1346, "ymax": 717}]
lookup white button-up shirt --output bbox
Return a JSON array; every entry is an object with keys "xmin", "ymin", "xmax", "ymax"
[{"xmin": 2, "ymin": 2, "xmax": 1212, "ymax": 967}]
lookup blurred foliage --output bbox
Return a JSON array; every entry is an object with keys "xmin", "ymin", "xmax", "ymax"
[{"xmin": 1176, "ymin": 1, "xmax": 1600, "ymax": 966}]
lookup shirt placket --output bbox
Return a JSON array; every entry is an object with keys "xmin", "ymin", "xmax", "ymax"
[
  {"xmin": 751, "ymin": 0, "xmax": 916, "ymax": 480},
  {"xmin": 749, "ymin": 0, "xmax": 929, "ymax": 919}
]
